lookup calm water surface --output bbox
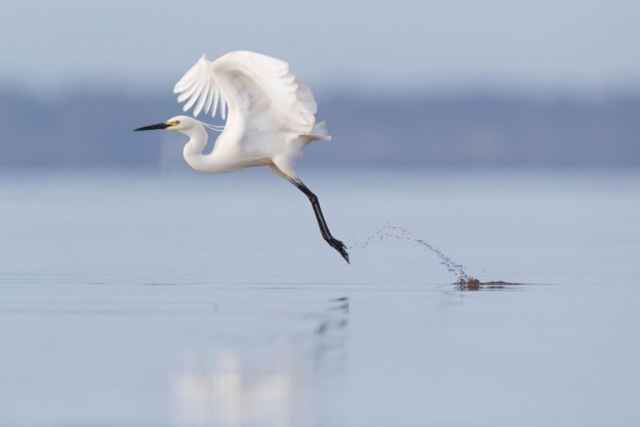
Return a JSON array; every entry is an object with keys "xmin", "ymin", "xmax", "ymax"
[{"xmin": 1, "ymin": 171, "xmax": 639, "ymax": 426}]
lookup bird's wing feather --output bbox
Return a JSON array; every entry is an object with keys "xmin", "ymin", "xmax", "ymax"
[
  {"xmin": 174, "ymin": 51, "xmax": 317, "ymax": 134},
  {"xmin": 174, "ymin": 54, "xmax": 226, "ymax": 118}
]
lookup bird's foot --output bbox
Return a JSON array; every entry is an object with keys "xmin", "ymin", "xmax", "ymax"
[{"xmin": 328, "ymin": 237, "xmax": 350, "ymax": 264}]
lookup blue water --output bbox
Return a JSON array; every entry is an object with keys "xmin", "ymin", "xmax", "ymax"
[{"xmin": 1, "ymin": 170, "xmax": 638, "ymax": 426}]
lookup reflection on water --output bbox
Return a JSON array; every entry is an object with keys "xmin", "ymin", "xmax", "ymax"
[
  {"xmin": 2, "ymin": 172, "xmax": 640, "ymax": 426},
  {"xmin": 173, "ymin": 350, "xmax": 299, "ymax": 427},
  {"xmin": 171, "ymin": 298, "xmax": 349, "ymax": 427}
]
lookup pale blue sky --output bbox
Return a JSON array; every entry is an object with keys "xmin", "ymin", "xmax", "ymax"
[{"xmin": 1, "ymin": 0, "xmax": 639, "ymax": 91}]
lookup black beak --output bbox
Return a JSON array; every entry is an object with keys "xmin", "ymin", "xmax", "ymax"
[{"xmin": 133, "ymin": 122, "xmax": 170, "ymax": 132}]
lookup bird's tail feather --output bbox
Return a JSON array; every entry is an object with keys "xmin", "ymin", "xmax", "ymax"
[{"xmin": 304, "ymin": 121, "xmax": 332, "ymax": 141}]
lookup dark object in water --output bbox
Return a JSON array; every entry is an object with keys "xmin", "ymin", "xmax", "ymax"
[
  {"xmin": 353, "ymin": 225, "xmax": 523, "ymax": 291},
  {"xmin": 458, "ymin": 277, "xmax": 481, "ymax": 290},
  {"xmin": 456, "ymin": 277, "xmax": 523, "ymax": 291}
]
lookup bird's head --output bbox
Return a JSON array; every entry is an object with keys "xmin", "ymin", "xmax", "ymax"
[{"xmin": 134, "ymin": 115, "xmax": 200, "ymax": 134}]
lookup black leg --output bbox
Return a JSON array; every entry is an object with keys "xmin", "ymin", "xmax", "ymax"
[{"xmin": 289, "ymin": 178, "xmax": 350, "ymax": 263}]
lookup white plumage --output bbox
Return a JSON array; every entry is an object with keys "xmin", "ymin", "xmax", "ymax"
[
  {"xmin": 135, "ymin": 51, "xmax": 349, "ymax": 263},
  {"xmin": 175, "ymin": 51, "xmax": 317, "ymax": 132},
  {"xmin": 172, "ymin": 51, "xmax": 330, "ymax": 177}
]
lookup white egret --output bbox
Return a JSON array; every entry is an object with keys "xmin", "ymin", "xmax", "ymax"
[{"xmin": 135, "ymin": 51, "xmax": 349, "ymax": 263}]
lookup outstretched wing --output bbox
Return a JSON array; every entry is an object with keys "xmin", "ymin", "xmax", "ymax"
[
  {"xmin": 173, "ymin": 51, "xmax": 318, "ymax": 135},
  {"xmin": 173, "ymin": 54, "xmax": 227, "ymax": 119}
]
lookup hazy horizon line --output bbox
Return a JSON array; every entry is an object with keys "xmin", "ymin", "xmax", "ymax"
[{"xmin": 2, "ymin": 75, "xmax": 640, "ymax": 101}]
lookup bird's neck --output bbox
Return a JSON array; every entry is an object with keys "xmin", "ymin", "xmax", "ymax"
[{"xmin": 182, "ymin": 124, "xmax": 229, "ymax": 172}]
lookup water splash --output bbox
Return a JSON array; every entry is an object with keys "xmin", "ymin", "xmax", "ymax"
[{"xmin": 350, "ymin": 224, "xmax": 470, "ymax": 282}]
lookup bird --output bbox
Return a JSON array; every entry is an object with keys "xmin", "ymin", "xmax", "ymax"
[{"xmin": 134, "ymin": 51, "xmax": 349, "ymax": 263}]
